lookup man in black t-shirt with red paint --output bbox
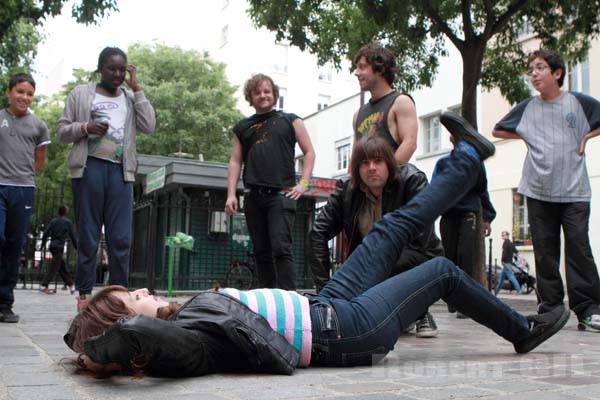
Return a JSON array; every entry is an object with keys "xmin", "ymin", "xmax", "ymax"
[{"xmin": 225, "ymin": 74, "xmax": 315, "ymax": 290}]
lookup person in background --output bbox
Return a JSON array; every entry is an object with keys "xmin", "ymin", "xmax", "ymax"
[
  {"xmin": 495, "ymin": 231, "xmax": 522, "ymax": 295},
  {"xmin": 57, "ymin": 47, "xmax": 156, "ymax": 311},
  {"xmin": 38, "ymin": 205, "xmax": 77, "ymax": 295},
  {"xmin": 493, "ymin": 49, "xmax": 600, "ymax": 332},
  {"xmin": 225, "ymin": 73, "xmax": 315, "ymax": 290},
  {"xmin": 0, "ymin": 73, "xmax": 50, "ymax": 323}
]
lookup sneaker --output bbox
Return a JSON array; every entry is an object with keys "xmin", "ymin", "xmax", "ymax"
[
  {"xmin": 440, "ymin": 112, "xmax": 496, "ymax": 160},
  {"xmin": 416, "ymin": 312, "xmax": 439, "ymax": 338},
  {"xmin": 69, "ymin": 285, "xmax": 76, "ymax": 295},
  {"xmin": 577, "ymin": 314, "xmax": 600, "ymax": 332},
  {"xmin": 0, "ymin": 307, "xmax": 19, "ymax": 323},
  {"xmin": 38, "ymin": 287, "xmax": 55, "ymax": 295},
  {"xmin": 513, "ymin": 305, "xmax": 570, "ymax": 353},
  {"xmin": 77, "ymin": 295, "xmax": 88, "ymax": 312}
]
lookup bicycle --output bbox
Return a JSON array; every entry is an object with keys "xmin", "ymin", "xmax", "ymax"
[{"xmin": 225, "ymin": 252, "xmax": 256, "ymax": 290}]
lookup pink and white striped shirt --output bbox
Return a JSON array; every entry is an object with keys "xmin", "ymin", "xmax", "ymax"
[{"xmin": 220, "ymin": 288, "xmax": 312, "ymax": 367}]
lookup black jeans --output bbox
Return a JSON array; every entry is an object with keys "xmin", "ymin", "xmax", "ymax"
[
  {"xmin": 41, "ymin": 247, "xmax": 74, "ymax": 287},
  {"xmin": 244, "ymin": 190, "xmax": 296, "ymax": 290},
  {"xmin": 527, "ymin": 197, "xmax": 600, "ymax": 319},
  {"xmin": 440, "ymin": 210, "xmax": 485, "ymax": 285}
]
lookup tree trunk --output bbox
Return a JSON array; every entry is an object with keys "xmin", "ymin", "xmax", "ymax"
[{"xmin": 459, "ymin": 39, "xmax": 486, "ymax": 131}]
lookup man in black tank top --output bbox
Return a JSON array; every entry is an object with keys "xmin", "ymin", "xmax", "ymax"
[
  {"xmin": 353, "ymin": 44, "xmax": 417, "ymax": 164},
  {"xmin": 350, "ymin": 45, "xmax": 437, "ymax": 338},
  {"xmin": 225, "ymin": 74, "xmax": 315, "ymax": 290}
]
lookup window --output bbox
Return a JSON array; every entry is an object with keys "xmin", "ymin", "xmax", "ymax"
[
  {"xmin": 517, "ymin": 16, "xmax": 533, "ymax": 38},
  {"xmin": 273, "ymin": 44, "xmax": 288, "ymax": 73},
  {"xmin": 277, "ymin": 87, "xmax": 286, "ymax": 110},
  {"xmin": 336, "ymin": 140, "xmax": 351, "ymax": 171},
  {"xmin": 512, "ymin": 190, "xmax": 531, "ymax": 243},
  {"xmin": 422, "ymin": 114, "xmax": 441, "ymax": 154},
  {"xmin": 318, "ymin": 64, "xmax": 333, "ymax": 82},
  {"xmin": 568, "ymin": 56, "xmax": 590, "ymax": 94},
  {"xmin": 220, "ymin": 25, "xmax": 229, "ymax": 47},
  {"xmin": 210, "ymin": 211, "xmax": 228, "ymax": 234},
  {"xmin": 317, "ymin": 94, "xmax": 331, "ymax": 111}
]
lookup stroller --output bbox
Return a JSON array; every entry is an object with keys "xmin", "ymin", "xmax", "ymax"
[{"xmin": 499, "ymin": 255, "xmax": 537, "ymax": 294}]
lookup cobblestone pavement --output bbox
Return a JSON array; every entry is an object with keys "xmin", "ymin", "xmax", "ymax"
[{"xmin": 1, "ymin": 288, "xmax": 599, "ymax": 400}]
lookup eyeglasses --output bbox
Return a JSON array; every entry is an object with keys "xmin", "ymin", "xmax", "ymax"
[{"xmin": 526, "ymin": 64, "xmax": 550, "ymax": 76}]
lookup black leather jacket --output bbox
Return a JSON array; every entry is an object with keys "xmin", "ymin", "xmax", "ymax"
[
  {"xmin": 309, "ymin": 163, "xmax": 444, "ymax": 291},
  {"xmin": 83, "ymin": 291, "xmax": 300, "ymax": 377}
]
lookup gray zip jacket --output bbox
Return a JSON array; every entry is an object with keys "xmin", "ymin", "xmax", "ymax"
[{"xmin": 56, "ymin": 83, "xmax": 156, "ymax": 182}]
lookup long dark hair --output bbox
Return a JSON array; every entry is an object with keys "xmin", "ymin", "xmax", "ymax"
[{"xmin": 349, "ymin": 136, "xmax": 397, "ymax": 190}]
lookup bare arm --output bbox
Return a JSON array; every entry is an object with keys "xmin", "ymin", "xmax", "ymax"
[
  {"xmin": 225, "ymin": 135, "xmax": 243, "ymax": 215},
  {"xmin": 286, "ymin": 119, "xmax": 316, "ymax": 200},
  {"xmin": 389, "ymin": 95, "xmax": 417, "ymax": 164},
  {"xmin": 34, "ymin": 145, "xmax": 47, "ymax": 171},
  {"xmin": 579, "ymin": 126, "xmax": 600, "ymax": 155},
  {"xmin": 492, "ymin": 129, "xmax": 521, "ymax": 140}
]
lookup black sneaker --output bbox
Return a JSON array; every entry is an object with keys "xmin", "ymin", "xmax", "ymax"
[
  {"xmin": 0, "ymin": 307, "xmax": 19, "ymax": 323},
  {"xmin": 440, "ymin": 112, "xmax": 496, "ymax": 160},
  {"xmin": 513, "ymin": 305, "xmax": 570, "ymax": 353},
  {"xmin": 416, "ymin": 312, "xmax": 438, "ymax": 338}
]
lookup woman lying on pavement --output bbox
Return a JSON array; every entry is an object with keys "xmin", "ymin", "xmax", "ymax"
[{"xmin": 64, "ymin": 113, "xmax": 570, "ymax": 377}]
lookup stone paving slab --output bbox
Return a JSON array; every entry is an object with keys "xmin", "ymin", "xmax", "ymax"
[{"xmin": 1, "ymin": 289, "xmax": 598, "ymax": 400}]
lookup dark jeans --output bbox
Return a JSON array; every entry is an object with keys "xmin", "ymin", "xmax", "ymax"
[
  {"xmin": 440, "ymin": 210, "xmax": 485, "ymax": 285},
  {"xmin": 72, "ymin": 157, "xmax": 133, "ymax": 295},
  {"xmin": 41, "ymin": 247, "xmax": 74, "ymax": 287},
  {"xmin": 309, "ymin": 151, "xmax": 530, "ymax": 367},
  {"xmin": 244, "ymin": 190, "xmax": 296, "ymax": 290},
  {"xmin": 0, "ymin": 185, "xmax": 34, "ymax": 307},
  {"xmin": 527, "ymin": 198, "xmax": 600, "ymax": 319}
]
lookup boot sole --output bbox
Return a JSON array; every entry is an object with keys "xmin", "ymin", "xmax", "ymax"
[{"xmin": 440, "ymin": 112, "xmax": 496, "ymax": 159}]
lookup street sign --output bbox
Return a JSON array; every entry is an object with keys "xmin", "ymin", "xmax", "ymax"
[{"xmin": 145, "ymin": 166, "xmax": 166, "ymax": 194}]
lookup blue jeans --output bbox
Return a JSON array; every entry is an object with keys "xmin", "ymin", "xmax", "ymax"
[
  {"xmin": 309, "ymin": 151, "xmax": 530, "ymax": 367},
  {"xmin": 72, "ymin": 157, "xmax": 133, "ymax": 295},
  {"xmin": 0, "ymin": 185, "xmax": 34, "ymax": 307},
  {"xmin": 496, "ymin": 263, "xmax": 521, "ymax": 294}
]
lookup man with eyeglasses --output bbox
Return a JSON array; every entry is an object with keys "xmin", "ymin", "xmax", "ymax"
[{"xmin": 493, "ymin": 49, "xmax": 600, "ymax": 333}]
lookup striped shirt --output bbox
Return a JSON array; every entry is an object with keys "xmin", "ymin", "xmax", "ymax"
[
  {"xmin": 495, "ymin": 91, "xmax": 600, "ymax": 202},
  {"xmin": 220, "ymin": 288, "xmax": 312, "ymax": 367}
]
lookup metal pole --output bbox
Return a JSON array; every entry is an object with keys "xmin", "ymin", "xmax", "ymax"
[
  {"xmin": 487, "ymin": 238, "xmax": 493, "ymax": 291},
  {"xmin": 167, "ymin": 242, "xmax": 174, "ymax": 297}
]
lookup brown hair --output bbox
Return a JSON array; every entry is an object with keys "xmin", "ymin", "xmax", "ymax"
[
  {"xmin": 527, "ymin": 49, "xmax": 566, "ymax": 87},
  {"xmin": 349, "ymin": 136, "xmax": 397, "ymax": 190},
  {"xmin": 353, "ymin": 44, "xmax": 397, "ymax": 86},
  {"xmin": 243, "ymin": 73, "xmax": 279, "ymax": 107},
  {"xmin": 65, "ymin": 285, "xmax": 181, "ymax": 354}
]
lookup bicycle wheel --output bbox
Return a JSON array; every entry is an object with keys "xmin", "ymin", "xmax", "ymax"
[{"xmin": 226, "ymin": 264, "xmax": 254, "ymax": 290}]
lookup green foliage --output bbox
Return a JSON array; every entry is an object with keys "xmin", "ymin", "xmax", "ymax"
[
  {"xmin": 248, "ymin": 0, "xmax": 600, "ymax": 125},
  {"xmin": 1, "ymin": 1, "xmax": 118, "ymax": 106},
  {"xmin": 126, "ymin": 43, "xmax": 243, "ymax": 162}
]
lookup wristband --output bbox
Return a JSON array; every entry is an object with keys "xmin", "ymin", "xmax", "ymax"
[{"xmin": 299, "ymin": 179, "xmax": 309, "ymax": 187}]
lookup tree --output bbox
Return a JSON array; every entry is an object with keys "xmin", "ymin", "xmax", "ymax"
[
  {"xmin": 1, "ymin": 0, "xmax": 118, "ymax": 107},
  {"xmin": 248, "ymin": 0, "xmax": 600, "ymax": 128},
  {"xmin": 127, "ymin": 43, "xmax": 243, "ymax": 162}
]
